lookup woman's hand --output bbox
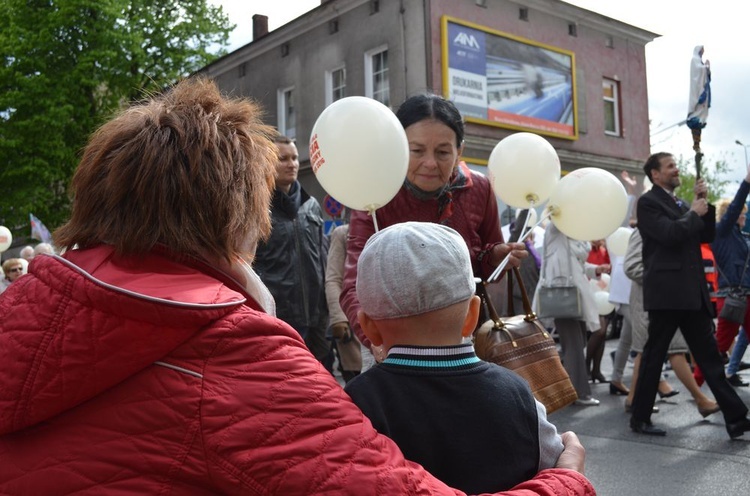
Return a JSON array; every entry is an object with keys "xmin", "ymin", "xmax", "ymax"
[
  {"xmin": 595, "ymin": 264, "xmax": 611, "ymax": 276},
  {"xmin": 490, "ymin": 242, "xmax": 528, "ymax": 270},
  {"xmin": 621, "ymin": 170, "xmax": 637, "ymax": 195},
  {"xmin": 330, "ymin": 322, "xmax": 352, "ymax": 343},
  {"xmin": 555, "ymin": 431, "xmax": 586, "ymax": 474}
]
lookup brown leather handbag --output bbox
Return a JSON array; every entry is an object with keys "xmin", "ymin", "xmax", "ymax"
[{"xmin": 473, "ymin": 267, "xmax": 577, "ymax": 414}]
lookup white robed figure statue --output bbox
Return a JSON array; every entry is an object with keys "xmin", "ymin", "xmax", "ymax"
[{"xmin": 686, "ymin": 45, "xmax": 711, "ymax": 152}]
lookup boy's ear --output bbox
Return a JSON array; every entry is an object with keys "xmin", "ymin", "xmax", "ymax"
[
  {"xmin": 460, "ymin": 295, "xmax": 481, "ymax": 338},
  {"xmin": 358, "ymin": 310, "xmax": 383, "ymax": 346}
]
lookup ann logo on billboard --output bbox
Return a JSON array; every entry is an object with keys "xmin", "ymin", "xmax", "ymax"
[{"xmin": 453, "ymin": 31, "xmax": 480, "ymax": 50}]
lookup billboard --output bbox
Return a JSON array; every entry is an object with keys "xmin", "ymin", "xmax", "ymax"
[{"xmin": 442, "ymin": 16, "xmax": 578, "ymax": 140}]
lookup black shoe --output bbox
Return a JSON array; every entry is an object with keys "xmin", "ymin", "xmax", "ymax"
[
  {"xmin": 590, "ymin": 372, "xmax": 609, "ymax": 384},
  {"xmin": 728, "ymin": 374, "xmax": 749, "ymax": 387},
  {"xmin": 630, "ymin": 418, "xmax": 666, "ymax": 436},
  {"xmin": 738, "ymin": 361, "xmax": 750, "ymax": 371},
  {"xmin": 726, "ymin": 417, "xmax": 750, "ymax": 439},
  {"xmin": 610, "ymin": 382, "xmax": 629, "ymax": 395},
  {"xmin": 658, "ymin": 389, "xmax": 680, "ymax": 399}
]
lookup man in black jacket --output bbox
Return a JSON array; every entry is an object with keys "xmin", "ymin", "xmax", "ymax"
[
  {"xmin": 630, "ymin": 152, "xmax": 750, "ymax": 438},
  {"xmin": 254, "ymin": 136, "xmax": 330, "ymax": 368}
]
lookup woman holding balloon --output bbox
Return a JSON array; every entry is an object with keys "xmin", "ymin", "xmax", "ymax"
[{"xmin": 339, "ymin": 94, "xmax": 527, "ymax": 356}]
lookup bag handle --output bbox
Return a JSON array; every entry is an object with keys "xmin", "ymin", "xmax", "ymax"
[{"xmin": 476, "ymin": 266, "xmax": 545, "ymax": 348}]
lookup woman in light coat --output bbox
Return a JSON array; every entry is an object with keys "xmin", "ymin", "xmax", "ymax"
[{"xmin": 534, "ymin": 222, "xmax": 604, "ymax": 406}]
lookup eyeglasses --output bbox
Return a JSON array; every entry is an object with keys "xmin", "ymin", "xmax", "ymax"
[{"xmin": 8, "ymin": 267, "xmax": 22, "ymax": 273}]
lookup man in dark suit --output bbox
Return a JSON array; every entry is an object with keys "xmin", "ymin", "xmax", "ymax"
[{"xmin": 631, "ymin": 152, "xmax": 750, "ymax": 438}]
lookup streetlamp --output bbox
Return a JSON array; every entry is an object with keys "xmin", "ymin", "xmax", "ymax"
[{"xmin": 736, "ymin": 139, "xmax": 749, "ymax": 166}]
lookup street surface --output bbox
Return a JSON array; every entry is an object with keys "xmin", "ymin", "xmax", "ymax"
[
  {"xmin": 549, "ymin": 339, "xmax": 750, "ymax": 495},
  {"xmin": 333, "ymin": 338, "xmax": 750, "ymax": 494}
]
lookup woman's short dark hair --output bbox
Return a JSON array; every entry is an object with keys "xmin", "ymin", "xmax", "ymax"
[
  {"xmin": 395, "ymin": 94, "xmax": 464, "ymax": 147},
  {"xmin": 54, "ymin": 77, "xmax": 277, "ymax": 264},
  {"xmin": 643, "ymin": 152, "xmax": 673, "ymax": 181}
]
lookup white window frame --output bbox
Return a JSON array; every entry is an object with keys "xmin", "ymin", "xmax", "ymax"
[
  {"xmin": 325, "ymin": 65, "xmax": 347, "ymax": 106},
  {"xmin": 277, "ymin": 86, "xmax": 296, "ymax": 139},
  {"xmin": 603, "ymin": 78, "xmax": 620, "ymax": 136},
  {"xmin": 365, "ymin": 45, "xmax": 389, "ymax": 106}
]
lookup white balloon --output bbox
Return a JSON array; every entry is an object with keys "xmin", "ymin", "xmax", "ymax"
[
  {"xmin": 548, "ymin": 168, "xmax": 628, "ymax": 241},
  {"xmin": 598, "ymin": 273, "xmax": 611, "ymax": 291},
  {"xmin": 310, "ymin": 97, "xmax": 408, "ymax": 212},
  {"xmin": 594, "ymin": 291, "xmax": 615, "ymax": 315},
  {"xmin": 606, "ymin": 227, "xmax": 633, "ymax": 257},
  {"xmin": 0, "ymin": 226, "xmax": 12, "ymax": 252},
  {"xmin": 589, "ymin": 278, "xmax": 601, "ymax": 293},
  {"xmin": 488, "ymin": 132, "xmax": 560, "ymax": 208}
]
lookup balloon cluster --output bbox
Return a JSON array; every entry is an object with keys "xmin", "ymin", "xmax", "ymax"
[
  {"xmin": 308, "ymin": 100, "xmax": 628, "ymax": 242},
  {"xmin": 488, "ymin": 132, "xmax": 628, "ymax": 241}
]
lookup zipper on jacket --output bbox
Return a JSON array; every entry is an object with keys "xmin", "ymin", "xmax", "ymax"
[{"xmin": 293, "ymin": 217, "xmax": 311, "ymax": 323}]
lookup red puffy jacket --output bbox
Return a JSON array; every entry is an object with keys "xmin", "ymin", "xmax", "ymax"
[{"xmin": 0, "ymin": 246, "xmax": 593, "ymax": 495}]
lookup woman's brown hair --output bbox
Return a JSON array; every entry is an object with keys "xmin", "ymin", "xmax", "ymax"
[{"xmin": 54, "ymin": 78, "xmax": 277, "ymax": 263}]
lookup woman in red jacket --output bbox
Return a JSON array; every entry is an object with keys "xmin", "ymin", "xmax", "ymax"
[
  {"xmin": 0, "ymin": 78, "xmax": 593, "ymax": 495},
  {"xmin": 341, "ymin": 94, "xmax": 527, "ymax": 359}
]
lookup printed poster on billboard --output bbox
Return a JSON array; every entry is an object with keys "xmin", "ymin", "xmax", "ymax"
[{"xmin": 442, "ymin": 16, "xmax": 578, "ymax": 140}]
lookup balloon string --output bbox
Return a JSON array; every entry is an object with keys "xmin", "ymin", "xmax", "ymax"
[
  {"xmin": 487, "ymin": 208, "xmax": 554, "ymax": 284},
  {"xmin": 369, "ymin": 208, "xmax": 379, "ymax": 232}
]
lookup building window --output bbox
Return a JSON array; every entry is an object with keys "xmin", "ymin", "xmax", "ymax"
[
  {"xmin": 519, "ymin": 8, "xmax": 528, "ymax": 21},
  {"xmin": 281, "ymin": 43, "xmax": 290, "ymax": 57},
  {"xmin": 365, "ymin": 46, "xmax": 389, "ymax": 106},
  {"xmin": 278, "ymin": 87, "xmax": 296, "ymax": 139},
  {"xmin": 238, "ymin": 63, "xmax": 246, "ymax": 78},
  {"xmin": 370, "ymin": 0, "xmax": 379, "ymax": 14},
  {"xmin": 329, "ymin": 19, "xmax": 339, "ymax": 34},
  {"xmin": 568, "ymin": 23, "xmax": 577, "ymax": 37},
  {"xmin": 603, "ymin": 78, "xmax": 621, "ymax": 136},
  {"xmin": 475, "ymin": 0, "xmax": 487, "ymax": 6},
  {"xmin": 605, "ymin": 35, "xmax": 614, "ymax": 48},
  {"xmin": 326, "ymin": 66, "xmax": 347, "ymax": 105}
]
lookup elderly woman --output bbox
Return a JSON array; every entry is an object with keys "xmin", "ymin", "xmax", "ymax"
[
  {"xmin": 0, "ymin": 79, "xmax": 592, "ymax": 494},
  {"xmin": 693, "ymin": 167, "xmax": 750, "ymax": 387},
  {"xmin": 0, "ymin": 259, "xmax": 24, "ymax": 294},
  {"xmin": 341, "ymin": 94, "xmax": 526, "ymax": 357}
]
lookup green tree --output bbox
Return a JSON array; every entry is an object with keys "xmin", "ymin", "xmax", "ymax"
[
  {"xmin": 672, "ymin": 154, "xmax": 731, "ymax": 204},
  {"xmin": 0, "ymin": 0, "xmax": 232, "ymax": 237}
]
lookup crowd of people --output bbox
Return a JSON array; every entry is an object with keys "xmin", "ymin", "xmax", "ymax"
[
  {"xmin": 0, "ymin": 78, "xmax": 591, "ymax": 495},
  {"xmin": 1, "ymin": 75, "xmax": 749, "ymax": 493},
  {"xmin": 0, "ymin": 242, "xmax": 55, "ymax": 294}
]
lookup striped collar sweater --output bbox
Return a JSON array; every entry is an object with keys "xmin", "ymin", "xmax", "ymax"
[{"xmin": 345, "ymin": 344, "xmax": 563, "ymax": 493}]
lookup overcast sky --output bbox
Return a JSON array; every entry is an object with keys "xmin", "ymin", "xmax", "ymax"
[{"xmin": 211, "ymin": 0, "xmax": 750, "ymax": 190}]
